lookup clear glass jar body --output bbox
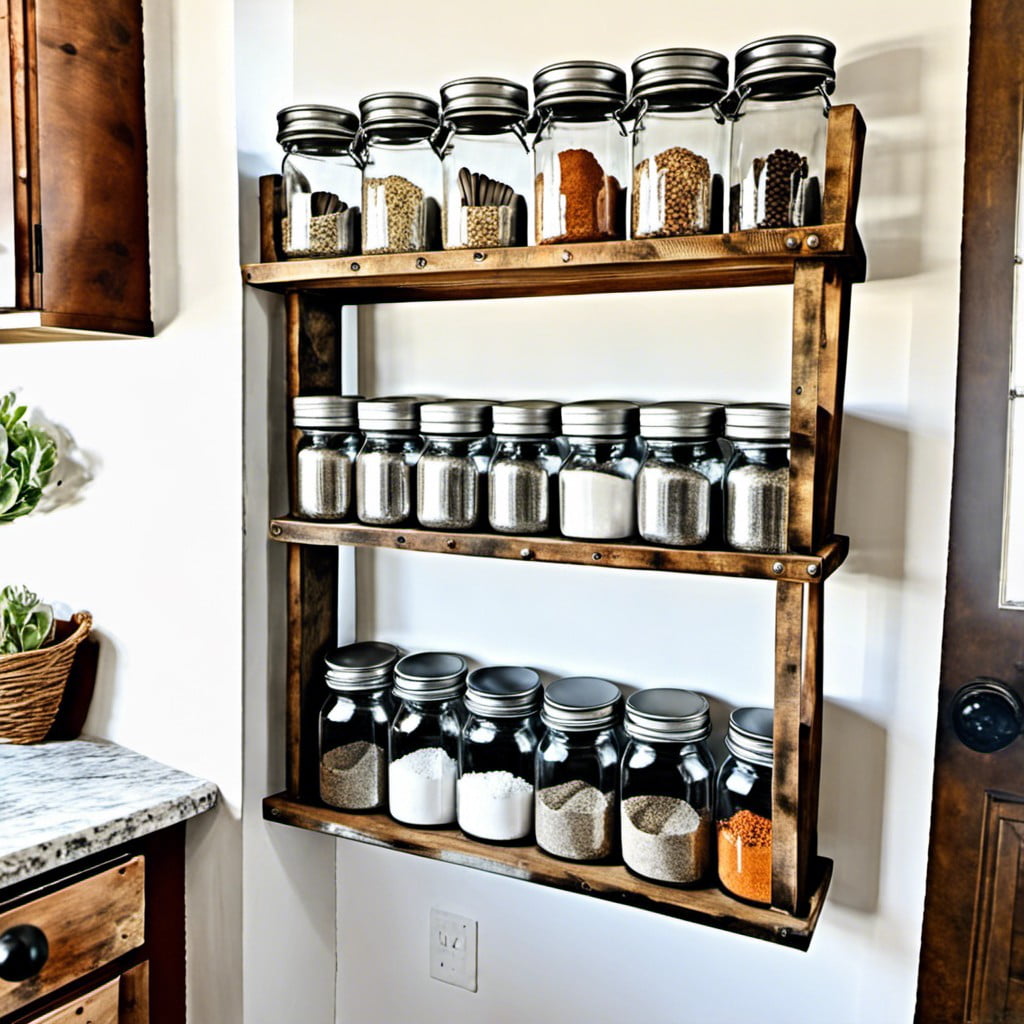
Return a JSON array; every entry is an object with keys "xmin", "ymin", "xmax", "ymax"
[
  {"xmin": 723, "ymin": 439, "xmax": 790, "ymax": 553},
  {"xmin": 534, "ymin": 115, "xmax": 627, "ymax": 244},
  {"xmin": 281, "ymin": 144, "xmax": 362, "ymax": 258},
  {"xmin": 488, "ymin": 435, "xmax": 562, "ymax": 534},
  {"xmin": 559, "ymin": 438, "xmax": 640, "ymax": 540},
  {"xmin": 620, "ymin": 737, "xmax": 714, "ymax": 885},
  {"xmin": 319, "ymin": 688, "xmax": 393, "ymax": 811},
  {"xmin": 729, "ymin": 93, "xmax": 829, "ymax": 231},
  {"xmin": 388, "ymin": 696, "xmax": 464, "ymax": 826},
  {"xmin": 637, "ymin": 438, "xmax": 724, "ymax": 547},
  {"xmin": 361, "ymin": 136, "xmax": 442, "ymax": 254},
  {"xmin": 355, "ymin": 430, "xmax": 422, "ymax": 526},
  {"xmin": 716, "ymin": 754, "xmax": 773, "ymax": 904},
  {"xmin": 631, "ymin": 108, "xmax": 727, "ymax": 238},
  {"xmin": 416, "ymin": 434, "xmax": 490, "ymax": 530},
  {"xmin": 535, "ymin": 726, "xmax": 619, "ymax": 861},
  {"xmin": 295, "ymin": 429, "xmax": 360, "ymax": 521}
]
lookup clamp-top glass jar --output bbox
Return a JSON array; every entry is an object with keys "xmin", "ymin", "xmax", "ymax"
[
  {"xmin": 319, "ymin": 641, "xmax": 399, "ymax": 811},
  {"xmin": 620, "ymin": 688, "xmax": 715, "ymax": 885},
  {"xmin": 532, "ymin": 61, "xmax": 628, "ymax": 244},
  {"xmin": 627, "ymin": 49, "xmax": 729, "ymax": 238},
  {"xmin": 458, "ymin": 666, "xmax": 542, "ymax": 843},
  {"xmin": 535, "ymin": 677, "xmax": 622, "ymax": 861},
  {"xmin": 439, "ymin": 78, "xmax": 531, "ymax": 250},
  {"xmin": 727, "ymin": 35, "xmax": 836, "ymax": 231},
  {"xmin": 355, "ymin": 397, "xmax": 425, "ymax": 527},
  {"xmin": 358, "ymin": 93, "xmax": 442, "ymax": 254},
  {"xmin": 293, "ymin": 395, "xmax": 363, "ymax": 521},
  {"xmin": 277, "ymin": 105, "xmax": 363, "ymax": 259}
]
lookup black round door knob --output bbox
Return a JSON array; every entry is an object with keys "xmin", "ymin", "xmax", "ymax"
[
  {"xmin": 0, "ymin": 924, "xmax": 49, "ymax": 982},
  {"xmin": 952, "ymin": 678, "xmax": 1024, "ymax": 753}
]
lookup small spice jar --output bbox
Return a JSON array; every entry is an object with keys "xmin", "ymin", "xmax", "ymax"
[
  {"xmin": 438, "ymin": 78, "xmax": 531, "ymax": 250},
  {"xmin": 357, "ymin": 92, "xmax": 442, "ymax": 254},
  {"xmin": 535, "ymin": 676, "xmax": 622, "ymax": 862},
  {"xmin": 318, "ymin": 641, "xmax": 399, "ymax": 812},
  {"xmin": 722, "ymin": 402, "xmax": 790, "ymax": 553},
  {"xmin": 458, "ymin": 666, "xmax": 542, "ymax": 843},
  {"xmin": 727, "ymin": 35, "xmax": 836, "ymax": 231},
  {"xmin": 277, "ymin": 105, "xmax": 363, "ymax": 259},
  {"xmin": 559, "ymin": 401, "xmax": 640, "ymax": 540},
  {"xmin": 716, "ymin": 707, "xmax": 774, "ymax": 904},
  {"xmin": 626, "ymin": 49, "xmax": 729, "ymax": 238},
  {"xmin": 531, "ymin": 61, "xmax": 628, "ymax": 244},
  {"xmin": 293, "ymin": 395, "xmax": 363, "ymax": 521},
  {"xmin": 388, "ymin": 652, "xmax": 467, "ymax": 827},
  {"xmin": 488, "ymin": 401, "xmax": 563, "ymax": 535},
  {"xmin": 620, "ymin": 688, "xmax": 715, "ymax": 886},
  {"xmin": 416, "ymin": 400, "xmax": 493, "ymax": 530},
  {"xmin": 636, "ymin": 401, "xmax": 725, "ymax": 547},
  {"xmin": 355, "ymin": 397, "xmax": 425, "ymax": 527}
]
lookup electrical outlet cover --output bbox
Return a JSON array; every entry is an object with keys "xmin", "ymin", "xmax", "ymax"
[{"xmin": 429, "ymin": 908, "xmax": 478, "ymax": 992}]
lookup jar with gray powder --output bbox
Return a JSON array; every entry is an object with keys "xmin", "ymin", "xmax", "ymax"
[
  {"xmin": 294, "ymin": 395, "xmax": 363, "ymax": 521},
  {"xmin": 355, "ymin": 397, "xmax": 426, "ymax": 526}
]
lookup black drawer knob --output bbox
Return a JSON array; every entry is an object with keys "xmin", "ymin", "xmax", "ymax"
[
  {"xmin": 0, "ymin": 924, "xmax": 49, "ymax": 982},
  {"xmin": 952, "ymin": 678, "xmax": 1024, "ymax": 753}
]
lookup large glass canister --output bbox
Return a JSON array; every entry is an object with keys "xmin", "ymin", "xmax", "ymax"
[
  {"xmin": 727, "ymin": 36, "xmax": 836, "ymax": 231},
  {"xmin": 457, "ymin": 666, "xmax": 542, "ymax": 843},
  {"xmin": 531, "ymin": 61, "xmax": 628, "ymax": 244},
  {"xmin": 318, "ymin": 641, "xmax": 399, "ymax": 811},
  {"xmin": 488, "ymin": 401, "xmax": 563, "ymax": 534},
  {"xmin": 277, "ymin": 105, "xmax": 363, "ymax": 259},
  {"xmin": 293, "ymin": 395, "xmax": 363, "ymax": 521},
  {"xmin": 559, "ymin": 401, "xmax": 640, "ymax": 540},
  {"xmin": 357, "ymin": 93, "xmax": 442, "ymax": 254},
  {"xmin": 722, "ymin": 403, "xmax": 790, "ymax": 553},
  {"xmin": 535, "ymin": 677, "xmax": 622, "ymax": 861},
  {"xmin": 620, "ymin": 688, "xmax": 715, "ymax": 885},
  {"xmin": 627, "ymin": 49, "xmax": 729, "ymax": 238},
  {"xmin": 439, "ymin": 78, "xmax": 531, "ymax": 250},
  {"xmin": 388, "ymin": 652, "xmax": 467, "ymax": 826},
  {"xmin": 636, "ymin": 402, "xmax": 725, "ymax": 547},
  {"xmin": 355, "ymin": 397, "xmax": 425, "ymax": 527},
  {"xmin": 716, "ymin": 707, "xmax": 774, "ymax": 904}
]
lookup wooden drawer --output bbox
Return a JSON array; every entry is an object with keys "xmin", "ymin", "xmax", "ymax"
[{"xmin": 32, "ymin": 977, "xmax": 119, "ymax": 1024}]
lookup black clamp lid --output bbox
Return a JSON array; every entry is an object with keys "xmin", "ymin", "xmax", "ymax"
[
  {"xmin": 533, "ymin": 60, "xmax": 627, "ymax": 116},
  {"xmin": 358, "ymin": 92, "xmax": 439, "ymax": 141},
  {"xmin": 629, "ymin": 48, "xmax": 729, "ymax": 110},
  {"xmin": 277, "ymin": 105, "xmax": 359, "ymax": 148},
  {"xmin": 732, "ymin": 35, "xmax": 837, "ymax": 100},
  {"xmin": 440, "ymin": 77, "xmax": 529, "ymax": 131}
]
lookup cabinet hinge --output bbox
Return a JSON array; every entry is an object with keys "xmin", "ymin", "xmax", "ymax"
[{"xmin": 32, "ymin": 223, "xmax": 42, "ymax": 274}]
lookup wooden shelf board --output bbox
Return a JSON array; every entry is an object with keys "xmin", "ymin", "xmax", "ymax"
[
  {"xmin": 263, "ymin": 793, "xmax": 832, "ymax": 950},
  {"xmin": 0, "ymin": 309, "xmax": 153, "ymax": 343},
  {"xmin": 268, "ymin": 516, "xmax": 848, "ymax": 583}
]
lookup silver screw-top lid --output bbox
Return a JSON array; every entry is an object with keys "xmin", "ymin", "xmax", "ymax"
[
  {"xmin": 733, "ymin": 35, "xmax": 837, "ymax": 100},
  {"xmin": 419, "ymin": 400, "xmax": 492, "ymax": 436},
  {"xmin": 533, "ymin": 60, "xmax": 627, "ymax": 115},
  {"xmin": 560, "ymin": 400, "xmax": 638, "ymax": 438},
  {"xmin": 629, "ymin": 49, "xmax": 729, "ymax": 110},
  {"xmin": 541, "ymin": 676, "xmax": 623, "ymax": 732},
  {"xmin": 293, "ymin": 395, "xmax": 363, "ymax": 430},
  {"xmin": 464, "ymin": 666, "xmax": 542, "ymax": 718},
  {"xmin": 724, "ymin": 403, "xmax": 790, "ymax": 441},
  {"xmin": 624, "ymin": 688, "xmax": 712, "ymax": 743},
  {"xmin": 492, "ymin": 400, "xmax": 561, "ymax": 437},
  {"xmin": 393, "ymin": 651, "xmax": 467, "ymax": 701},
  {"xmin": 358, "ymin": 92, "xmax": 439, "ymax": 141},
  {"xmin": 357, "ymin": 396, "xmax": 426, "ymax": 433},
  {"xmin": 639, "ymin": 402, "xmax": 724, "ymax": 440},
  {"xmin": 276, "ymin": 104, "xmax": 360, "ymax": 148},
  {"xmin": 725, "ymin": 706, "xmax": 774, "ymax": 766},
  {"xmin": 440, "ymin": 77, "xmax": 529, "ymax": 131},
  {"xmin": 324, "ymin": 641, "xmax": 400, "ymax": 691}
]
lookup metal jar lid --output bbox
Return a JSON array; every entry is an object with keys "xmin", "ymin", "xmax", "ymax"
[
  {"xmin": 492, "ymin": 400, "xmax": 561, "ymax": 437},
  {"xmin": 357, "ymin": 397, "xmax": 424, "ymax": 433},
  {"xmin": 724, "ymin": 403, "xmax": 790, "ymax": 441},
  {"xmin": 324, "ymin": 641, "xmax": 400, "ymax": 691},
  {"xmin": 358, "ymin": 92, "xmax": 439, "ymax": 141},
  {"xmin": 725, "ymin": 706, "xmax": 774, "ymax": 766},
  {"xmin": 560, "ymin": 400, "xmax": 638, "ymax": 438},
  {"xmin": 464, "ymin": 666, "xmax": 542, "ymax": 718},
  {"xmin": 639, "ymin": 402, "xmax": 723, "ymax": 440},
  {"xmin": 293, "ymin": 395, "xmax": 362, "ymax": 431},
  {"xmin": 440, "ymin": 77, "xmax": 529, "ymax": 131},
  {"xmin": 629, "ymin": 49, "xmax": 729, "ymax": 110},
  {"xmin": 276, "ymin": 104, "xmax": 360, "ymax": 148},
  {"xmin": 541, "ymin": 677, "xmax": 623, "ymax": 732},
  {"xmin": 624, "ymin": 688, "xmax": 711, "ymax": 743},
  {"xmin": 393, "ymin": 651, "xmax": 467, "ymax": 701},
  {"xmin": 533, "ymin": 60, "xmax": 627, "ymax": 116},
  {"xmin": 733, "ymin": 35, "xmax": 837, "ymax": 100},
  {"xmin": 419, "ymin": 400, "xmax": 492, "ymax": 436}
]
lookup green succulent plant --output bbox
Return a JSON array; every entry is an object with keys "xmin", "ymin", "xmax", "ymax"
[
  {"xmin": 0, "ymin": 391, "xmax": 57, "ymax": 522},
  {"xmin": 0, "ymin": 585, "xmax": 55, "ymax": 654}
]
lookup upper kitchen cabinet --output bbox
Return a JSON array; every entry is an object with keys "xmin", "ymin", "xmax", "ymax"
[{"xmin": 0, "ymin": 0, "xmax": 151, "ymax": 342}]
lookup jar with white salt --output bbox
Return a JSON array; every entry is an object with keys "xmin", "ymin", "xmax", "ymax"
[
  {"xmin": 458, "ymin": 666, "xmax": 542, "ymax": 843},
  {"xmin": 388, "ymin": 652, "xmax": 467, "ymax": 827}
]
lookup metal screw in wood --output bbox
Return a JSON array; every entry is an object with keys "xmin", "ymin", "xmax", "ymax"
[
  {"xmin": 772, "ymin": 561, "xmax": 785, "ymax": 574},
  {"xmin": 785, "ymin": 236, "xmax": 800, "ymax": 250},
  {"xmin": 806, "ymin": 234, "xmax": 820, "ymax": 249},
  {"xmin": 416, "ymin": 257, "xmax": 427, "ymax": 268},
  {"xmin": 350, "ymin": 262, "xmax": 360, "ymax": 271},
  {"xmin": 561, "ymin": 250, "xmax": 572, "ymax": 262},
  {"xmin": 446, "ymin": 539, "xmax": 456, "ymax": 549},
  {"xmin": 473, "ymin": 252, "xmax": 486, "ymax": 262},
  {"xmin": 807, "ymin": 564, "xmax": 819, "ymax": 577},
  {"xmin": 519, "ymin": 548, "xmax": 533, "ymax": 560}
]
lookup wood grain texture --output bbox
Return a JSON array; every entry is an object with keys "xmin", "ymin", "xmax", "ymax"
[
  {"xmin": 822, "ymin": 104, "xmax": 866, "ymax": 232},
  {"xmin": 117, "ymin": 962, "xmax": 148, "ymax": 1024},
  {"xmin": 31, "ymin": 977, "xmax": 119, "ymax": 1024},
  {"xmin": 8, "ymin": 0, "xmax": 39, "ymax": 309},
  {"xmin": 259, "ymin": 175, "xmax": 277, "ymax": 263},
  {"xmin": 140, "ymin": 825, "xmax": 182, "ymax": 1024}
]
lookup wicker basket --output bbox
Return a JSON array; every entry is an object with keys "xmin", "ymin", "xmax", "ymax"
[{"xmin": 0, "ymin": 612, "xmax": 93, "ymax": 744}]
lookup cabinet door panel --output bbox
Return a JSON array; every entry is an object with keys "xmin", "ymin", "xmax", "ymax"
[{"xmin": 31, "ymin": 977, "xmax": 119, "ymax": 1024}]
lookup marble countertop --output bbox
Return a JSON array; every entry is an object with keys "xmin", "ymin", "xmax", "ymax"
[{"xmin": 0, "ymin": 737, "xmax": 218, "ymax": 887}]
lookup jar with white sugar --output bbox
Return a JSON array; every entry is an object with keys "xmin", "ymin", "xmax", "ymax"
[
  {"xmin": 355, "ymin": 397, "xmax": 426, "ymax": 526},
  {"xmin": 388, "ymin": 651, "xmax": 467, "ymax": 827},
  {"xmin": 558, "ymin": 401, "xmax": 640, "ymax": 540},
  {"xmin": 293, "ymin": 395, "xmax": 363, "ymax": 521},
  {"xmin": 458, "ymin": 666, "xmax": 542, "ymax": 843}
]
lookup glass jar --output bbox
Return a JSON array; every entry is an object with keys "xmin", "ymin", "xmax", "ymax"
[
  {"xmin": 620, "ymin": 688, "xmax": 715, "ymax": 885},
  {"xmin": 627, "ymin": 49, "xmax": 729, "ymax": 238},
  {"xmin": 559, "ymin": 401, "xmax": 640, "ymax": 540},
  {"xmin": 355, "ymin": 397, "xmax": 425, "ymax": 526},
  {"xmin": 318, "ymin": 641, "xmax": 399, "ymax": 811},
  {"xmin": 727, "ymin": 36, "xmax": 836, "ymax": 231},
  {"xmin": 388, "ymin": 652, "xmax": 467, "ymax": 826},
  {"xmin": 716, "ymin": 707, "xmax": 774, "ymax": 904},
  {"xmin": 276, "ymin": 105, "xmax": 363, "ymax": 259},
  {"xmin": 636, "ymin": 402, "xmax": 725, "ymax": 547},
  {"xmin": 416, "ymin": 400, "xmax": 493, "ymax": 530},
  {"xmin": 439, "ymin": 78, "xmax": 531, "ymax": 250},
  {"xmin": 458, "ymin": 666, "xmax": 542, "ymax": 843},
  {"xmin": 357, "ymin": 92, "xmax": 442, "ymax": 254},
  {"xmin": 535, "ymin": 676, "xmax": 622, "ymax": 861},
  {"xmin": 531, "ymin": 61, "xmax": 628, "ymax": 244},
  {"xmin": 293, "ymin": 395, "xmax": 363, "ymax": 521},
  {"xmin": 723, "ymin": 403, "xmax": 790, "ymax": 553}
]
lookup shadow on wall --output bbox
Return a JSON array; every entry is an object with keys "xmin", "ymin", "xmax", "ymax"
[
  {"xmin": 82, "ymin": 628, "xmax": 117, "ymax": 736},
  {"xmin": 32, "ymin": 412, "xmax": 98, "ymax": 514}
]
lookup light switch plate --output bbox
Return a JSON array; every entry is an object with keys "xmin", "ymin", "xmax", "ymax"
[{"xmin": 429, "ymin": 908, "xmax": 478, "ymax": 992}]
